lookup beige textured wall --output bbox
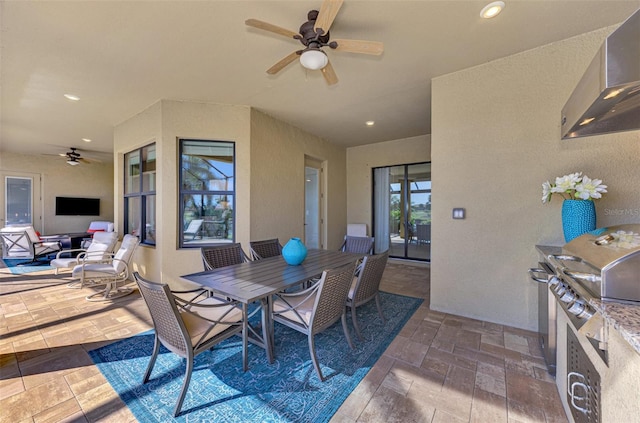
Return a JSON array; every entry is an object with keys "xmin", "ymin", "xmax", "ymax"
[
  {"xmin": 250, "ymin": 109, "xmax": 348, "ymax": 250},
  {"xmin": 0, "ymin": 151, "xmax": 114, "ymax": 234},
  {"xmin": 113, "ymin": 101, "xmax": 163, "ymax": 281},
  {"xmin": 114, "ymin": 100, "xmax": 251, "ymax": 285},
  {"xmin": 431, "ymin": 26, "xmax": 640, "ymax": 331},
  {"xmin": 346, "ymin": 135, "xmax": 431, "ymax": 233},
  {"xmin": 114, "ymin": 101, "xmax": 346, "ymax": 285}
]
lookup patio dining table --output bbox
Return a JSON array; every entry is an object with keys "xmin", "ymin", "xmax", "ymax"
[{"xmin": 180, "ymin": 248, "xmax": 363, "ymax": 370}]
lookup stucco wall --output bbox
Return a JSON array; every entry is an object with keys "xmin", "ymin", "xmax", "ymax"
[
  {"xmin": 0, "ymin": 151, "xmax": 114, "ymax": 234},
  {"xmin": 431, "ymin": 26, "xmax": 640, "ymax": 331},
  {"xmin": 250, "ymin": 109, "xmax": 348, "ymax": 250},
  {"xmin": 114, "ymin": 100, "xmax": 251, "ymax": 285},
  {"xmin": 346, "ymin": 135, "xmax": 431, "ymax": 233},
  {"xmin": 114, "ymin": 101, "xmax": 347, "ymax": 286}
]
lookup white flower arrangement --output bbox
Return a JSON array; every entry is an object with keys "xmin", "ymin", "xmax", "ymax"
[{"xmin": 541, "ymin": 172, "xmax": 607, "ymax": 204}]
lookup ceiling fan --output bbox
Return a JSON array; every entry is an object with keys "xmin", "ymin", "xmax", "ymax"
[
  {"xmin": 245, "ymin": 0, "xmax": 384, "ymax": 85},
  {"xmin": 59, "ymin": 147, "xmax": 98, "ymax": 165}
]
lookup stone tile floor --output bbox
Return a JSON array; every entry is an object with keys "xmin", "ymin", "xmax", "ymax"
[{"xmin": 0, "ymin": 261, "xmax": 567, "ymax": 422}]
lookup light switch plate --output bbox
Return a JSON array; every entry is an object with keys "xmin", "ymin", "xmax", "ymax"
[{"xmin": 452, "ymin": 208, "xmax": 465, "ymax": 219}]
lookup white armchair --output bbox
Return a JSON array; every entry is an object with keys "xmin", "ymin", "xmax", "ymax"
[
  {"xmin": 87, "ymin": 221, "xmax": 115, "ymax": 234},
  {"xmin": 71, "ymin": 234, "xmax": 139, "ymax": 301},
  {"xmin": 0, "ymin": 226, "xmax": 62, "ymax": 265},
  {"xmin": 51, "ymin": 231, "xmax": 118, "ymax": 276}
]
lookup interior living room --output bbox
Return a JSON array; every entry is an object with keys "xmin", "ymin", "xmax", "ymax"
[{"xmin": 1, "ymin": 1, "xmax": 640, "ymax": 422}]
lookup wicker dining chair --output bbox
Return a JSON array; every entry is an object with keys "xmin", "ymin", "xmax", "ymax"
[
  {"xmin": 346, "ymin": 251, "xmax": 389, "ymax": 341},
  {"xmin": 340, "ymin": 235, "xmax": 375, "ymax": 255},
  {"xmin": 201, "ymin": 243, "xmax": 249, "ymax": 270},
  {"xmin": 271, "ymin": 261, "xmax": 357, "ymax": 381},
  {"xmin": 133, "ymin": 272, "xmax": 245, "ymax": 417},
  {"xmin": 249, "ymin": 238, "xmax": 282, "ymax": 260}
]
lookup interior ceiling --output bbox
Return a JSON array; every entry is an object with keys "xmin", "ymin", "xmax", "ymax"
[{"xmin": 2, "ymin": 1, "xmax": 639, "ymax": 161}]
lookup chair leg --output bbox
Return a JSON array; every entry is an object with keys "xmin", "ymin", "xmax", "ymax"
[
  {"xmin": 375, "ymin": 294, "xmax": 386, "ymax": 322},
  {"xmin": 308, "ymin": 334, "xmax": 325, "ymax": 382},
  {"xmin": 173, "ymin": 357, "xmax": 194, "ymax": 417},
  {"xmin": 143, "ymin": 335, "xmax": 161, "ymax": 383},
  {"xmin": 350, "ymin": 305, "xmax": 364, "ymax": 341},
  {"xmin": 341, "ymin": 312, "xmax": 355, "ymax": 349}
]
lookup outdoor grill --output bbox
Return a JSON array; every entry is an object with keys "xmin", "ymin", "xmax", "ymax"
[{"xmin": 530, "ymin": 224, "xmax": 640, "ymax": 423}]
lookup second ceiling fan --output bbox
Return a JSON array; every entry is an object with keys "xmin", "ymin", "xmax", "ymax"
[{"xmin": 245, "ymin": 0, "xmax": 384, "ymax": 85}]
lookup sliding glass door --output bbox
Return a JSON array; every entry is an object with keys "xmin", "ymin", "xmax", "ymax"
[{"xmin": 373, "ymin": 162, "xmax": 431, "ymax": 261}]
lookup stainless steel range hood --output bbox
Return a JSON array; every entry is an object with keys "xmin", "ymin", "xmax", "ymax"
[{"xmin": 561, "ymin": 8, "xmax": 640, "ymax": 139}]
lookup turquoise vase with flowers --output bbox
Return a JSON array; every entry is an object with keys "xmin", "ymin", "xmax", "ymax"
[
  {"xmin": 561, "ymin": 199, "xmax": 596, "ymax": 242},
  {"xmin": 541, "ymin": 172, "xmax": 607, "ymax": 242}
]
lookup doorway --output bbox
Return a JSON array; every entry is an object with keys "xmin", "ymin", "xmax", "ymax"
[
  {"xmin": 373, "ymin": 162, "xmax": 431, "ymax": 261},
  {"xmin": 304, "ymin": 157, "xmax": 324, "ymax": 249}
]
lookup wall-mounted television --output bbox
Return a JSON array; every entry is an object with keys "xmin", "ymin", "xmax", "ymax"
[{"xmin": 55, "ymin": 197, "xmax": 100, "ymax": 216}]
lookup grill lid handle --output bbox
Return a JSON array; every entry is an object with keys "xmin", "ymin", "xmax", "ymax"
[{"xmin": 563, "ymin": 269, "xmax": 602, "ymax": 283}]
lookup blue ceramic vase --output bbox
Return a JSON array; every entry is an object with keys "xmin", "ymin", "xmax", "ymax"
[
  {"xmin": 562, "ymin": 200, "xmax": 596, "ymax": 242},
  {"xmin": 282, "ymin": 237, "xmax": 307, "ymax": 265}
]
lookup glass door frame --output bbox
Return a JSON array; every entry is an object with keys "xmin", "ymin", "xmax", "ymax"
[{"xmin": 372, "ymin": 161, "xmax": 431, "ymax": 262}]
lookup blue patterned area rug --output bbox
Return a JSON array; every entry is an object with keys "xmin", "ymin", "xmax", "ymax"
[
  {"xmin": 89, "ymin": 291, "xmax": 422, "ymax": 422},
  {"xmin": 0, "ymin": 259, "xmax": 54, "ymax": 274}
]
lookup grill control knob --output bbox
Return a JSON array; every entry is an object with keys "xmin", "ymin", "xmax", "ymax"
[
  {"xmin": 560, "ymin": 291, "xmax": 575, "ymax": 303},
  {"xmin": 568, "ymin": 300, "xmax": 586, "ymax": 316},
  {"xmin": 578, "ymin": 307, "xmax": 595, "ymax": 320}
]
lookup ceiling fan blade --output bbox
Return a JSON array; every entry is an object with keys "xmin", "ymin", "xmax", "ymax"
[
  {"xmin": 332, "ymin": 39, "xmax": 384, "ymax": 55},
  {"xmin": 267, "ymin": 50, "xmax": 300, "ymax": 74},
  {"xmin": 314, "ymin": 0, "xmax": 344, "ymax": 35},
  {"xmin": 321, "ymin": 60, "xmax": 338, "ymax": 85},
  {"xmin": 245, "ymin": 19, "xmax": 299, "ymax": 40}
]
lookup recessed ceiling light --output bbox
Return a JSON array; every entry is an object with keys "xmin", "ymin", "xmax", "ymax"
[
  {"xmin": 82, "ymin": 138, "xmax": 92, "ymax": 142},
  {"xmin": 64, "ymin": 94, "xmax": 80, "ymax": 101},
  {"xmin": 366, "ymin": 120, "xmax": 375, "ymax": 126},
  {"xmin": 480, "ymin": 1, "xmax": 505, "ymax": 19}
]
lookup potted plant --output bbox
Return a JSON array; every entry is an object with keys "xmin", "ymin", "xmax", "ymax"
[{"xmin": 541, "ymin": 172, "xmax": 607, "ymax": 242}]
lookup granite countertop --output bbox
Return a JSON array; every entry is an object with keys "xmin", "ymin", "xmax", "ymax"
[
  {"xmin": 536, "ymin": 244, "xmax": 640, "ymax": 356},
  {"xmin": 590, "ymin": 299, "xmax": 640, "ymax": 355}
]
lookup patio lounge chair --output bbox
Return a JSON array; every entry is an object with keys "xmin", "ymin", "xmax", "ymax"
[
  {"xmin": 0, "ymin": 225, "xmax": 62, "ymax": 265},
  {"xmin": 51, "ymin": 231, "xmax": 118, "ymax": 275},
  {"xmin": 71, "ymin": 234, "xmax": 139, "ymax": 301},
  {"xmin": 183, "ymin": 219, "xmax": 203, "ymax": 240}
]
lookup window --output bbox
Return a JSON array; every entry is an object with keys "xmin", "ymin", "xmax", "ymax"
[
  {"xmin": 124, "ymin": 143, "xmax": 156, "ymax": 245},
  {"xmin": 5, "ymin": 177, "xmax": 33, "ymax": 226},
  {"xmin": 179, "ymin": 139, "xmax": 235, "ymax": 248}
]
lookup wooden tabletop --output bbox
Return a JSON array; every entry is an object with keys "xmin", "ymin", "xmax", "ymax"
[{"xmin": 180, "ymin": 249, "xmax": 362, "ymax": 303}]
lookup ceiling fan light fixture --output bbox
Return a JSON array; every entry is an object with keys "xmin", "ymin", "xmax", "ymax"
[
  {"xmin": 67, "ymin": 158, "xmax": 80, "ymax": 166},
  {"xmin": 300, "ymin": 49, "xmax": 328, "ymax": 70}
]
